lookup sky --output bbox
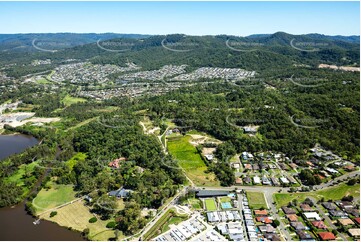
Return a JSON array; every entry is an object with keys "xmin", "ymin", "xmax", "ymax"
[{"xmin": 0, "ymin": 1, "xmax": 359, "ymax": 36}]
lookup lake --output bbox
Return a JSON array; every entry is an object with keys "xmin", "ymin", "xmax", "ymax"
[
  {"xmin": 0, "ymin": 134, "xmax": 39, "ymax": 160},
  {"xmin": 0, "ymin": 134, "xmax": 84, "ymax": 241}
]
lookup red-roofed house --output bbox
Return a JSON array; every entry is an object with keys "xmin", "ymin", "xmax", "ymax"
[
  {"xmin": 256, "ymin": 217, "xmax": 273, "ymax": 224},
  {"xmin": 300, "ymin": 203, "xmax": 314, "ymax": 212},
  {"xmin": 312, "ymin": 221, "xmax": 327, "ymax": 230},
  {"xmin": 254, "ymin": 210, "xmax": 268, "ymax": 216},
  {"xmin": 354, "ymin": 217, "xmax": 360, "ymax": 225},
  {"xmin": 235, "ymin": 177, "xmax": 243, "ymax": 184},
  {"xmin": 318, "ymin": 232, "xmax": 336, "ymax": 241},
  {"xmin": 287, "ymin": 214, "xmax": 298, "ymax": 222},
  {"xmin": 244, "ymin": 164, "xmax": 252, "ymax": 170},
  {"xmin": 108, "ymin": 157, "xmax": 126, "ymax": 168},
  {"xmin": 344, "ymin": 165, "xmax": 355, "ymax": 171}
]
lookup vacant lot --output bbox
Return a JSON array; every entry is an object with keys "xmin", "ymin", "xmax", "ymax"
[
  {"xmin": 143, "ymin": 208, "xmax": 187, "ymax": 240},
  {"xmin": 33, "ymin": 183, "xmax": 76, "ymax": 214},
  {"xmin": 274, "ymin": 183, "xmax": 360, "ymax": 208},
  {"xmin": 188, "ymin": 198, "xmax": 202, "ymax": 210},
  {"xmin": 246, "ymin": 192, "xmax": 268, "ymax": 209},
  {"xmin": 39, "ymin": 200, "xmax": 116, "ymax": 241},
  {"xmin": 167, "ymin": 135, "xmax": 219, "ymax": 186},
  {"xmin": 204, "ymin": 198, "xmax": 217, "ymax": 211}
]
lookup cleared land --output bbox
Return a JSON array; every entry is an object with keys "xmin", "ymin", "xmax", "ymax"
[
  {"xmin": 39, "ymin": 200, "xmax": 117, "ymax": 241},
  {"xmin": 246, "ymin": 191, "xmax": 268, "ymax": 209},
  {"xmin": 167, "ymin": 135, "xmax": 219, "ymax": 186},
  {"xmin": 33, "ymin": 182, "xmax": 76, "ymax": 214},
  {"xmin": 36, "ymin": 78, "xmax": 51, "ymax": 84},
  {"xmin": 188, "ymin": 198, "xmax": 202, "ymax": 210},
  {"xmin": 204, "ymin": 198, "xmax": 217, "ymax": 211},
  {"xmin": 274, "ymin": 183, "xmax": 360, "ymax": 208},
  {"xmin": 62, "ymin": 95, "xmax": 87, "ymax": 106},
  {"xmin": 143, "ymin": 208, "xmax": 188, "ymax": 240}
]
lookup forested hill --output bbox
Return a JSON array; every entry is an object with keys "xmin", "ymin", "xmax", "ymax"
[
  {"xmin": 0, "ymin": 33, "xmax": 149, "ymax": 53},
  {"xmin": 0, "ymin": 32, "xmax": 359, "ymax": 78}
]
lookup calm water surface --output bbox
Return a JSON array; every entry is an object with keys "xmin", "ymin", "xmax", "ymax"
[
  {"xmin": 0, "ymin": 134, "xmax": 84, "ymax": 241},
  {"xmin": 0, "ymin": 134, "xmax": 39, "ymax": 160}
]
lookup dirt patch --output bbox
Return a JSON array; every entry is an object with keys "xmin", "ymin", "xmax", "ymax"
[
  {"xmin": 202, "ymin": 148, "xmax": 216, "ymax": 156},
  {"xmin": 188, "ymin": 134, "xmax": 222, "ymax": 146}
]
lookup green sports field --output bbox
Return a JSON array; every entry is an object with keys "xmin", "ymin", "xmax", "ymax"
[{"xmin": 204, "ymin": 198, "xmax": 217, "ymax": 211}]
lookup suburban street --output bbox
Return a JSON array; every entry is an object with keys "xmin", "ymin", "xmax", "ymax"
[
  {"xmin": 136, "ymin": 186, "xmax": 189, "ymax": 240},
  {"xmin": 309, "ymin": 197, "xmax": 348, "ymax": 241}
]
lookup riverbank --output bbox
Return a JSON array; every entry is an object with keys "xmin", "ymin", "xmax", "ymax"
[{"xmin": 0, "ymin": 202, "xmax": 84, "ymax": 240}]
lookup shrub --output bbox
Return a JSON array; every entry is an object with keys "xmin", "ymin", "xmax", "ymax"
[
  {"xmin": 272, "ymin": 219, "xmax": 280, "ymax": 228},
  {"xmin": 347, "ymin": 179, "xmax": 357, "ymax": 186},
  {"xmin": 89, "ymin": 217, "xmax": 98, "ymax": 223},
  {"xmin": 50, "ymin": 211, "xmax": 58, "ymax": 217},
  {"xmin": 106, "ymin": 221, "xmax": 117, "ymax": 228}
]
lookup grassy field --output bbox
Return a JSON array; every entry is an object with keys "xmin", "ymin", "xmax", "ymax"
[
  {"xmin": 66, "ymin": 117, "xmax": 98, "ymax": 131},
  {"xmin": 274, "ymin": 183, "xmax": 360, "ymax": 208},
  {"xmin": 36, "ymin": 78, "xmax": 51, "ymax": 84},
  {"xmin": 167, "ymin": 135, "xmax": 219, "ymax": 186},
  {"xmin": 62, "ymin": 95, "xmax": 87, "ymax": 106},
  {"xmin": 33, "ymin": 182, "xmax": 76, "ymax": 213},
  {"xmin": 204, "ymin": 198, "xmax": 217, "ymax": 211},
  {"xmin": 246, "ymin": 192, "xmax": 268, "ymax": 209},
  {"xmin": 39, "ymin": 200, "xmax": 116, "ymax": 241}
]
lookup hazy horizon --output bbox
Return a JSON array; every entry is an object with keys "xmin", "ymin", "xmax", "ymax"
[
  {"xmin": 0, "ymin": 32, "xmax": 359, "ymax": 37},
  {"xmin": 0, "ymin": 2, "xmax": 359, "ymax": 36}
]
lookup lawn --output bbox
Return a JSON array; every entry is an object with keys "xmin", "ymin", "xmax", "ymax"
[
  {"xmin": 220, "ymin": 196, "xmax": 231, "ymax": 203},
  {"xmin": 246, "ymin": 191, "xmax": 268, "ymax": 209},
  {"xmin": 62, "ymin": 95, "xmax": 87, "ymax": 106},
  {"xmin": 188, "ymin": 198, "xmax": 202, "ymax": 210},
  {"xmin": 39, "ymin": 200, "xmax": 115, "ymax": 241},
  {"xmin": 161, "ymin": 216, "xmax": 188, "ymax": 233},
  {"xmin": 274, "ymin": 183, "xmax": 360, "ymax": 208},
  {"xmin": 204, "ymin": 198, "xmax": 217, "ymax": 211},
  {"xmin": 167, "ymin": 135, "xmax": 219, "ymax": 186},
  {"xmin": 33, "ymin": 182, "xmax": 77, "ymax": 214}
]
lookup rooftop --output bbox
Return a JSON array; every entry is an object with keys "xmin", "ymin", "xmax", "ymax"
[{"xmin": 318, "ymin": 232, "xmax": 336, "ymax": 241}]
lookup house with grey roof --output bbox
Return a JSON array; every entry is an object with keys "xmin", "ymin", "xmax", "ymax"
[{"xmin": 109, "ymin": 187, "xmax": 132, "ymax": 198}]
